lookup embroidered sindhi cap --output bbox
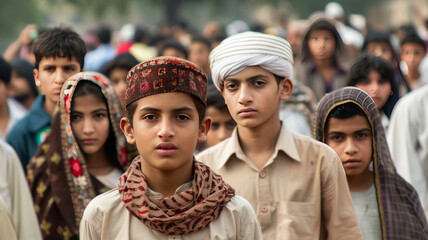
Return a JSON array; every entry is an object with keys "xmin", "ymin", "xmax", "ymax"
[
  {"xmin": 209, "ymin": 31, "xmax": 294, "ymax": 90},
  {"xmin": 125, "ymin": 56, "xmax": 208, "ymax": 108}
]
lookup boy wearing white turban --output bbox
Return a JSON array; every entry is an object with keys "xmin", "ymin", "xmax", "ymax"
[{"xmin": 197, "ymin": 31, "xmax": 362, "ymax": 240}]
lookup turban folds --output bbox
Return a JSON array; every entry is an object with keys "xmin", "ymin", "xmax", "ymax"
[{"xmin": 209, "ymin": 31, "xmax": 294, "ymax": 90}]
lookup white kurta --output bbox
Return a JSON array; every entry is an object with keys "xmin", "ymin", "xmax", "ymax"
[
  {"xmin": 387, "ymin": 84, "xmax": 428, "ymax": 218},
  {"xmin": 0, "ymin": 140, "xmax": 42, "ymax": 240},
  {"xmin": 80, "ymin": 189, "xmax": 262, "ymax": 240}
]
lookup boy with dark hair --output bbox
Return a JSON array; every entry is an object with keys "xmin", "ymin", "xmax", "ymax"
[
  {"xmin": 400, "ymin": 32, "xmax": 427, "ymax": 90},
  {"xmin": 196, "ymin": 84, "xmax": 236, "ymax": 152},
  {"xmin": 348, "ymin": 54, "xmax": 396, "ymax": 130},
  {"xmin": 197, "ymin": 31, "xmax": 361, "ymax": 239},
  {"xmin": 7, "ymin": 26, "xmax": 86, "ymax": 169},
  {"xmin": 315, "ymin": 87, "xmax": 428, "ymax": 239},
  {"xmin": 80, "ymin": 57, "xmax": 262, "ymax": 239}
]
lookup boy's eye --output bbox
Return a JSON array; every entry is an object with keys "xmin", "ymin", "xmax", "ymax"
[
  {"xmin": 45, "ymin": 67, "xmax": 55, "ymax": 72},
  {"xmin": 143, "ymin": 114, "xmax": 157, "ymax": 121},
  {"xmin": 329, "ymin": 135, "xmax": 344, "ymax": 142},
  {"xmin": 225, "ymin": 83, "xmax": 237, "ymax": 90},
  {"xmin": 253, "ymin": 80, "xmax": 265, "ymax": 87},
  {"xmin": 211, "ymin": 122, "xmax": 220, "ymax": 130},
  {"xmin": 356, "ymin": 132, "xmax": 369, "ymax": 140},
  {"xmin": 226, "ymin": 121, "xmax": 236, "ymax": 129},
  {"xmin": 176, "ymin": 114, "xmax": 190, "ymax": 121}
]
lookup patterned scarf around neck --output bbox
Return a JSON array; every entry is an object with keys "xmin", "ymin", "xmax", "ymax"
[{"xmin": 118, "ymin": 156, "xmax": 235, "ymax": 235}]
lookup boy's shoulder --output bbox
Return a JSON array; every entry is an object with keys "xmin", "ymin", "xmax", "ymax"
[
  {"xmin": 196, "ymin": 137, "xmax": 233, "ymax": 169},
  {"xmin": 83, "ymin": 188, "xmax": 123, "ymax": 220}
]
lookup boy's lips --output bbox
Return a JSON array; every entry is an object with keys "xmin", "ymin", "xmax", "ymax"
[
  {"xmin": 238, "ymin": 108, "xmax": 257, "ymax": 117},
  {"xmin": 342, "ymin": 159, "xmax": 361, "ymax": 168},
  {"xmin": 155, "ymin": 142, "xmax": 177, "ymax": 154}
]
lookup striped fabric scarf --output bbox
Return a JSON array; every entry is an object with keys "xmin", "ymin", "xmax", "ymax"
[{"xmin": 118, "ymin": 156, "xmax": 235, "ymax": 235}]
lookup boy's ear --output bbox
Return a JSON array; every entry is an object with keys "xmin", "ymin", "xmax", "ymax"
[
  {"xmin": 120, "ymin": 117, "xmax": 136, "ymax": 144},
  {"xmin": 279, "ymin": 78, "xmax": 293, "ymax": 101},
  {"xmin": 33, "ymin": 69, "xmax": 40, "ymax": 87},
  {"xmin": 197, "ymin": 117, "xmax": 212, "ymax": 143}
]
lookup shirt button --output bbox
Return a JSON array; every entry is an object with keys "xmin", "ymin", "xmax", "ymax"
[
  {"xmin": 261, "ymin": 206, "xmax": 269, "ymax": 213},
  {"xmin": 259, "ymin": 171, "xmax": 266, "ymax": 178}
]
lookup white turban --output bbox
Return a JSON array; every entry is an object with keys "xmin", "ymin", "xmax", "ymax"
[{"xmin": 209, "ymin": 31, "xmax": 294, "ymax": 90}]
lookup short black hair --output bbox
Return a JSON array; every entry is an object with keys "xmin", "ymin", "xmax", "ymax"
[
  {"xmin": 33, "ymin": 26, "xmax": 86, "ymax": 70},
  {"xmin": 101, "ymin": 53, "xmax": 139, "ymax": 77},
  {"xmin": 0, "ymin": 57, "xmax": 11, "ymax": 85},
  {"xmin": 401, "ymin": 33, "xmax": 427, "ymax": 53},
  {"xmin": 97, "ymin": 26, "xmax": 112, "ymax": 44},
  {"xmin": 348, "ymin": 54, "xmax": 395, "ymax": 87},
  {"xmin": 207, "ymin": 84, "xmax": 226, "ymax": 111},
  {"xmin": 191, "ymin": 36, "xmax": 211, "ymax": 50},
  {"xmin": 158, "ymin": 40, "xmax": 188, "ymax": 59}
]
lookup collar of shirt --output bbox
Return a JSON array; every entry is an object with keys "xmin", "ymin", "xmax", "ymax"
[
  {"xmin": 27, "ymin": 95, "xmax": 51, "ymax": 133},
  {"xmin": 215, "ymin": 123, "xmax": 301, "ymax": 170}
]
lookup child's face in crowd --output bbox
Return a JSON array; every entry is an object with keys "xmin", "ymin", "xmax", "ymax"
[
  {"xmin": 9, "ymin": 69, "xmax": 34, "ymax": 100},
  {"xmin": 355, "ymin": 69, "xmax": 391, "ymax": 109},
  {"xmin": 109, "ymin": 68, "xmax": 128, "ymax": 107},
  {"xmin": 189, "ymin": 42, "xmax": 210, "ymax": 72},
  {"xmin": 71, "ymin": 94, "xmax": 110, "ymax": 158},
  {"xmin": 326, "ymin": 115, "xmax": 373, "ymax": 177},
  {"xmin": 205, "ymin": 106, "xmax": 236, "ymax": 148},
  {"xmin": 221, "ymin": 66, "xmax": 292, "ymax": 129},
  {"xmin": 308, "ymin": 30, "xmax": 336, "ymax": 60},
  {"xmin": 121, "ymin": 92, "xmax": 209, "ymax": 173},
  {"xmin": 400, "ymin": 43, "xmax": 426, "ymax": 72},
  {"xmin": 34, "ymin": 56, "xmax": 81, "ymax": 106},
  {"xmin": 365, "ymin": 42, "xmax": 393, "ymax": 62}
]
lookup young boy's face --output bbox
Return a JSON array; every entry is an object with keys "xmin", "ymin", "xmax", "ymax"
[
  {"xmin": 34, "ymin": 56, "xmax": 81, "ymax": 106},
  {"xmin": 326, "ymin": 115, "xmax": 373, "ymax": 177},
  {"xmin": 109, "ymin": 68, "xmax": 128, "ymax": 108},
  {"xmin": 355, "ymin": 69, "xmax": 391, "ymax": 109},
  {"xmin": 221, "ymin": 66, "xmax": 292, "ymax": 129},
  {"xmin": 366, "ymin": 42, "xmax": 393, "ymax": 62},
  {"xmin": 205, "ymin": 106, "xmax": 236, "ymax": 148},
  {"xmin": 308, "ymin": 30, "xmax": 336, "ymax": 60},
  {"xmin": 121, "ymin": 92, "xmax": 210, "ymax": 173},
  {"xmin": 400, "ymin": 43, "xmax": 426, "ymax": 72}
]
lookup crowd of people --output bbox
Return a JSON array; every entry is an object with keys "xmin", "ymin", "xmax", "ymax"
[{"xmin": 1, "ymin": 1, "xmax": 428, "ymax": 239}]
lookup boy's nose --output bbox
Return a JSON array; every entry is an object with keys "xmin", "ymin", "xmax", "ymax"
[
  {"xmin": 54, "ymin": 69, "xmax": 67, "ymax": 84},
  {"xmin": 344, "ymin": 139, "xmax": 358, "ymax": 155},
  {"xmin": 158, "ymin": 119, "xmax": 174, "ymax": 139},
  {"xmin": 238, "ymin": 87, "xmax": 252, "ymax": 105}
]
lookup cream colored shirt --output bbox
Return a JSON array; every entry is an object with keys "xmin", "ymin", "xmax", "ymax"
[
  {"xmin": 197, "ymin": 125, "xmax": 362, "ymax": 240},
  {"xmin": 80, "ymin": 186, "xmax": 262, "ymax": 240}
]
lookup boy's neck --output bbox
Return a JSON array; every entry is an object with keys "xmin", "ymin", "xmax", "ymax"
[
  {"xmin": 141, "ymin": 159, "xmax": 193, "ymax": 197},
  {"xmin": 43, "ymin": 97, "xmax": 56, "ymax": 117},
  {"xmin": 347, "ymin": 169, "xmax": 374, "ymax": 192},
  {"xmin": 237, "ymin": 118, "xmax": 282, "ymax": 171},
  {"xmin": 0, "ymin": 101, "xmax": 10, "ymax": 135},
  {"xmin": 314, "ymin": 58, "xmax": 334, "ymax": 69}
]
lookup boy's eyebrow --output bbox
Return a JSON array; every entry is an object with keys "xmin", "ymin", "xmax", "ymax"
[
  {"xmin": 327, "ymin": 128, "xmax": 371, "ymax": 136},
  {"xmin": 224, "ymin": 74, "xmax": 270, "ymax": 82}
]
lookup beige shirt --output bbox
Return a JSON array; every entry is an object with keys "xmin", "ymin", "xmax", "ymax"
[
  {"xmin": 80, "ymin": 186, "xmax": 263, "ymax": 240},
  {"xmin": 197, "ymin": 125, "xmax": 362, "ymax": 240}
]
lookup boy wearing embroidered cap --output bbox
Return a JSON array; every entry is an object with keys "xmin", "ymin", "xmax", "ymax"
[
  {"xmin": 80, "ymin": 57, "xmax": 262, "ymax": 239},
  {"xmin": 197, "ymin": 31, "xmax": 362, "ymax": 239}
]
